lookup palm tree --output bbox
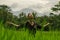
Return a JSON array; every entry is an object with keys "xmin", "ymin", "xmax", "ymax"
[{"xmin": 51, "ymin": 1, "xmax": 60, "ymax": 12}]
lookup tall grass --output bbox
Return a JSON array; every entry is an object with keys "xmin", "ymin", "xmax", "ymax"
[{"xmin": 0, "ymin": 22, "xmax": 60, "ymax": 40}]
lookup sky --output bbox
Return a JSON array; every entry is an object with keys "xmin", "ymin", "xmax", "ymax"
[{"xmin": 0, "ymin": 0, "xmax": 60, "ymax": 15}]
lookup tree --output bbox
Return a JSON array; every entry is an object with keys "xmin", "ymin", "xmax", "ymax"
[
  {"xmin": 32, "ymin": 12, "xmax": 37, "ymax": 19},
  {"xmin": 50, "ymin": 1, "xmax": 60, "ymax": 30},
  {"xmin": 19, "ymin": 12, "xmax": 26, "ymax": 24},
  {"xmin": 0, "ymin": 5, "xmax": 13, "ymax": 23},
  {"xmin": 50, "ymin": 13, "xmax": 54, "ymax": 16},
  {"xmin": 51, "ymin": 1, "xmax": 60, "ymax": 12}
]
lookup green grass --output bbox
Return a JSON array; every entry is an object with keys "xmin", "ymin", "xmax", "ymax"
[{"xmin": 0, "ymin": 22, "xmax": 60, "ymax": 40}]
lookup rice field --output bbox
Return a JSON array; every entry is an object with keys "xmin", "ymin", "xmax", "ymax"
[{"xmin": 0, "ymin": 22, "xmax": 60, "ymax": 40}]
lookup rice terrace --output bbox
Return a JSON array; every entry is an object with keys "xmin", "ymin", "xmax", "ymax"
[{"xmin": 0, "ymin": 0, "xmax": 60, "ymax": 40}]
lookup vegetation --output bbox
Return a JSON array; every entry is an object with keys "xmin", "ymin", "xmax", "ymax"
[
  {"xmin": 0, "ymin": 22, "xmax": 60, "ymax": 40},
  {"xmin": 0, "ymin": 4, "xmax": 60, "ymax": 30}
]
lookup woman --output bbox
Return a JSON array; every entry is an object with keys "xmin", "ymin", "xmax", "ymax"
[{"xmin": 25, "ymin": 13, "xmax": 42, "ymax": 37}]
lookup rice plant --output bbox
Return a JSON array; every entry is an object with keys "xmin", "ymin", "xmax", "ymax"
[{"xmin": 0, "ymin": 22, "xmax": 60, "ymax": 40}]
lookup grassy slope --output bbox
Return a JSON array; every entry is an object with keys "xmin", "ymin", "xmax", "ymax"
[{"xmin": 0, "ymin": 22, "xmax": 60, "ymax": 40}]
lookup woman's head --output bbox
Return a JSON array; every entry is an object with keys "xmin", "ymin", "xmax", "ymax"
[{"xmin": 28, "ymin": 13, "xmax": 34, "ymax": 19}]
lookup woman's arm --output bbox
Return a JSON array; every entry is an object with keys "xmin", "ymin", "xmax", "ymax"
[
  {"xmin": 6, "ymin": 21, "xmax": 20, "ymax": 27},
  {"xmin": 43, "ymin": 23, "xmax": 50, "ymax": 27}
]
